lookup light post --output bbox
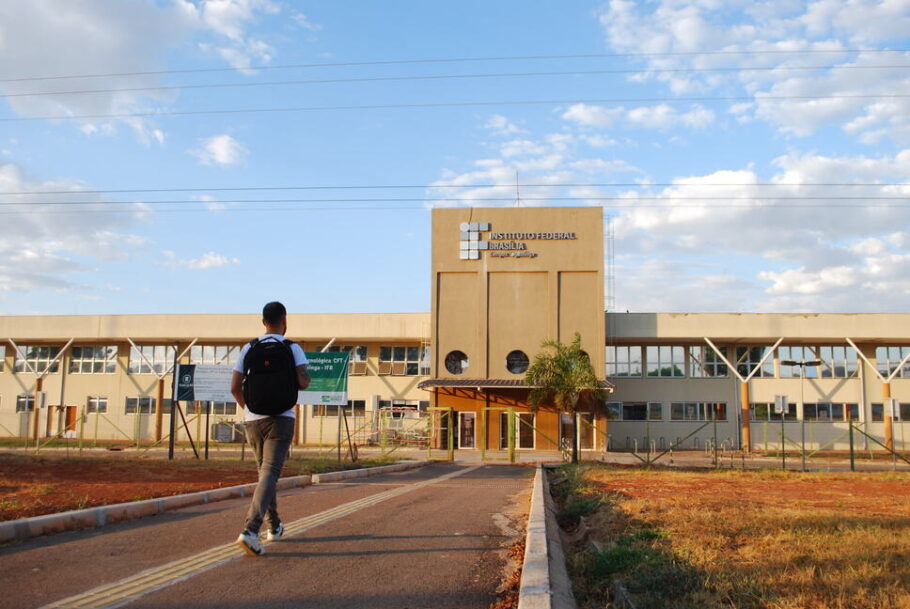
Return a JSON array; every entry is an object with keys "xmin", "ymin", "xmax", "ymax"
[{"xmin": 781, "ymin": 359, "xmax": 822, "ymax": 471}]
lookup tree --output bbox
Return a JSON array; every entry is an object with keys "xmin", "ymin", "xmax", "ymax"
[{"xmin": 525, "ymin": 333, "xmax": 606, "ymax": 464}]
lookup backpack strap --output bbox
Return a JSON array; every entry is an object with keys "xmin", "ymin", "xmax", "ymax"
[{"xmin": 242, "ymin": 338, "xmax": 260, "ymax": 374}]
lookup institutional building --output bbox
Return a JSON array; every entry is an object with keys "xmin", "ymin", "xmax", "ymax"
[{"xmin": 1, "ymin": 207, "xmax": 908, "ymax": 453}]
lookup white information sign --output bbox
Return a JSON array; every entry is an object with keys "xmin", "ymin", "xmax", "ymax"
[{"xmin": 175, "ymin": 364, "xmax": 234, "ymax": 402}]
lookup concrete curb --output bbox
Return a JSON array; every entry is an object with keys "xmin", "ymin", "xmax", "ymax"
[
  {"xmin": 517, "ymin": 465, "xmax": 577, "ymax": 609},
  {"xmin": 0, "ymin": 460, "xmax": 430, "ymax": 544}
]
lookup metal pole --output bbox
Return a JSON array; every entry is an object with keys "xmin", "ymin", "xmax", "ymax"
[
  {"xmin": 204, "ymin": 401, "xmax": 211, "ymax": 460},
  {"xmin": 849, "ymin": 420, "xmax": 855, "ymax": 472},
  {"xmin": 78, "ymin": 405, "xmax": 86, "ymax": 455},
  {"xmin": 781, "ymin": 409, "xmax": 786, "ymax": 471},
  {"xmin": 479, "ymin": 408, "xmax": 486, "ymax": 463},
  {"xmin": 507, "ymin": 408, "xmax": 515, "ymax": 464},
  {"xmin": 447, "ymin": 410, "xmax": 454, "ymax": 462},
  {"xmin": 336, "ymin": 407, "xmax": 342, "ymax": 463},
  {"xmin": 713, "ymin": 405, "xmax": 718, "ymax": 468},
  {"xmin": 799, "ymin": 365, "xmax": 807, "ymax": 472}
]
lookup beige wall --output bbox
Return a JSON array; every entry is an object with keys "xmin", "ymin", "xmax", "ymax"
[{"xmin": 432, "ymin": 207, "xmax": 605, "ymax": 380}]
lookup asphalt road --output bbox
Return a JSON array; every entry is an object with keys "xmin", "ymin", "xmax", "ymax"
[{"xmin": 1, "ymin": 463, "xmax": 533, "ymax": 609}]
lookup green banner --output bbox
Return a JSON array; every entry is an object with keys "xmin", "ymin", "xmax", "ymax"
[{"xmin": 299, "ymin": 351, "xmax": 349, "ymax": 405}]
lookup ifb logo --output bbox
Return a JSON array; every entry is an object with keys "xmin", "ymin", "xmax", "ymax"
[
  {"xmin": 181, "ymin": 374, "xmax": 192, "ymax": 384},
  {"xmin": 459, "ymin": 222, "xmax": 490, "ymax": 260}
]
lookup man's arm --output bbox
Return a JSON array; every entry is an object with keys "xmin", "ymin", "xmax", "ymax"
[
  {"xmin": 297, "ymin": 365, "xmax": 310, "ymax": 390},
  {"xmin": 231, "ymin": 370, "xmax": 245, "ymax": 407}
]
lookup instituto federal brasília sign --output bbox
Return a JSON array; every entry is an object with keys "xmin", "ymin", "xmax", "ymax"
[{"xmin": 459, "ymin": 222, "xmax": 577, "ymax": 260}]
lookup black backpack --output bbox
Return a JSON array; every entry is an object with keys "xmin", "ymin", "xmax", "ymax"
[{"xmin": 242, "ymin": 337, "xmax": 299, "ymax": 415}]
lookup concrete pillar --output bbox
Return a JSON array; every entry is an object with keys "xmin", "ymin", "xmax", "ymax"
[{"xmin": 883, "ymin": 381, "xmax": 893, "ymax": 452}]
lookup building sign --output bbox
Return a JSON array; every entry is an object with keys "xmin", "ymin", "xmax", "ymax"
[
  {"xmin": 298, "ymin": 351, "xmax": 349, "ymax": 405},
  {"xmin": 175, "ymin": 364, "xmax": 234, "ymax": 402},
  {"xmin": 459, "ymin": 222, "xmax": 577, "ymax": 260}
]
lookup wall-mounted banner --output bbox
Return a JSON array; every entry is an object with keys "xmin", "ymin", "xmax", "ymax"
[
  {"xmin": 299, "ymin": 352, "xmax": 349, "ymax": 405},
  {"xmin": 175, "ymin": 364, "xmax": 234, "ymax": 402}
]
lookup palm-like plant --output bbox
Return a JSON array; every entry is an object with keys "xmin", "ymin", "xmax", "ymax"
[{"xmin": 525, "ymin": 332, "xmax": 606, "ymax": 463}]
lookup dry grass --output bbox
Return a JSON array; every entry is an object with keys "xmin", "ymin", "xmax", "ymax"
[{"xmin": 553, "ymin": 464, "xmax": 910, "ymax": 609}]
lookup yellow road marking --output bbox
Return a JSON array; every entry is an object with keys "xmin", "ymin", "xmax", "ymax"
[{"xmin": 40, "ymin": 465, "xmax": 481, "ymax": 609}]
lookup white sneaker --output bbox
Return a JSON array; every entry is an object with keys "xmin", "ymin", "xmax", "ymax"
[
  {"xmin": 267, "ymin": 523, "xmax": 284, "ymax": 541},
  {"xmin": 236, "ymin": 530, "xmax": 264, "ymax": 556}
]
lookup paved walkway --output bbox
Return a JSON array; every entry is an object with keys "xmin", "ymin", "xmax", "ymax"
[{"xmin": 1, "ymin": 464, "xmax": 533, "ymax": 609}]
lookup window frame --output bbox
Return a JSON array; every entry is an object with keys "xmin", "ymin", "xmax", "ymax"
[
  {"xmin": 16, "ymin": 394, "xmax": 35, "ymax": 413},
  {"xmin": 13, "ymin": 345, "xmax": 62, "ymax": 375},
  {"xmin": 646, "ymin": 345, "xmax": 685, "ymax": 378},
  {"xmin": 86, "ymin": 396, "xmax": 108, "ymax": 414},
  {"xmin": 69, "ymin": 346, "xmax": 118, "ymax": 374},
  {"xmin": 606, "ymin": 345, "xmax": 643, "ymax": 377},
  {"xmin": 128, "ymin": 345, "xmax": 176, "ymax": 375},
  {"xmin": 378, "ymin": 345, "xmax": 425, "ymax": 376},
  {"xmin": 688, "ymin": 345, "xmax": 728, "ymax": 378}
]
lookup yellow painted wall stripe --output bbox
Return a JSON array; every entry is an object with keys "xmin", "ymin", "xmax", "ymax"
[{"xmin": 41, "ymin": 465, "xmax": 481, "ymax": 609}]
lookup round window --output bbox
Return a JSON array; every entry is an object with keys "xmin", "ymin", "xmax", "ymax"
[
  {"xmin": 506, "ymin": 350, "xmax": 529, "ymax": 374},
  {"xmin": 444, "ymin": 350, "xmax": 469, "ymax": 375}
]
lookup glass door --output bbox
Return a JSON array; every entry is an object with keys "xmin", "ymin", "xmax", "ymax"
[{"xmin": 458, "ymin": 412, "xmax": 476, "ymax": 449}]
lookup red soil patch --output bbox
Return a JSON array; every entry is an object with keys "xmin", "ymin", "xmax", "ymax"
[
  {"xmin": 592, "ymin": 471, "xmax": 910, "ymax": 516},
  {"xmin": 0, "ymin": 453, "xmax": 278, "ymax": 521}
]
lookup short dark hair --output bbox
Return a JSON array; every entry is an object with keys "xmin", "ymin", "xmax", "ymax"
[{"xmin": 262, "ymin": 301, "xmax": 287, "ymax": 325}]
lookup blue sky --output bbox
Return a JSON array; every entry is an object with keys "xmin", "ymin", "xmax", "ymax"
[{"xmin": 2, "ymin": 0, "xmax": 910, "ymax": 315}]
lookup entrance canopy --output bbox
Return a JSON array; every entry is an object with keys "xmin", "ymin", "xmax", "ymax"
[{"xmin": 417, "ymin": 378, "xmax": 614, "ymax": 391}]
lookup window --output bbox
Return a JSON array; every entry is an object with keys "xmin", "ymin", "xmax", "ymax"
[
  {"xmin": 0, "ymin": 345, "xmax": 5, "ymax": 372},
  {"xmin": 16, "ymin": 395, "xmax": 34, "ymax": 412},
  {"xmin": 87, "ymin": 396, "xmax": 108, "ymax": 413},
  {"xmin": 69, "ymin": 346, "xmax": 118, "ymax": 374},
  {"xmin": 872, "ymin": 403, "xmax": 884, "ymax": 422},
  {"xmin": 736, "ymin": 346, "xmax": 774, "ymax": 378},
  {"xmin": 125, "ymin": 397, "xmax": 172, "ymax": 415},
  {"xmin": 604, "ymin": 401, "xmax": 622, "ymax": 420},
  {"xmin": 646, "ymin": 346, "xmax": 685, "ymax": 377},
  {"xmin": 621, "ymin": 402, "xmax": 647, "ymax": 420},
  {"xmin": 128, "ymin": 345, "xmax": 176, "ymax": 375},
  {"xmin": 444, "ymin": 350, "xmax": 469, "ymax": 375},
  {"xmin": 671, "ymin": 402, "xmax": 727, "ymax": 421},
  {"xmin": 751, "ymin": 401, "xmax": 797, "ymax": 421},
  {"xmin": 378, "ymin": 346, "xmax": 424, "ymax": 376},
  {"xmin": 13, "ymin": 345, "xmax": 61, "ymax": 374},
  {"xmin": 187, "ymin": 401, "xmax": 238, "ymax": 416},
  {"xmin": 506, "ymin": 350, "xmax": 529, "ymax": 374},
  {"xmin": 777, "ymin": 346, "xmax": 819, "ymax": 378},
  {"xmin": 818, "ymin": 346, "xmax": 858, "ymax": 378},
  {"xmin": 315, "ymin": 400, "xmax": 367, "ymax": 417},
  {"xmin": 802, "ymin": 403, "xmax": 858, "ymax": 421},
  {"xmin": 190, "ymin": 345, "xmax": 241, "ymax": 365},
  {"xmin": 875, "ymin": 346, "xmax": 910, "ymax": 378},
  {"xmin": 326, "ymin": 345, "xmax": 368, "ymax": 375},
  {"xmin": 688, "ymin": 345, "xmax": 727, "ymax": 378},
  {"xmin": 608, "ymin": 402, "xmax": 662, "ymax": 421},
  {"xmin": 606, "ymin": 346, "xmax": 642, "ymax": 377}
]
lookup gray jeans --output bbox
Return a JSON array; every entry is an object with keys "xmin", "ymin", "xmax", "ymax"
[{"xmin": 243, "ymin": 416, "xmax": 294, "ymax": 534}]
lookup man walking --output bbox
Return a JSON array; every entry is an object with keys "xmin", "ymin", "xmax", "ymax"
[{"xmin": 231, "ymin": 301, "xmax": 310, "ymax": 556}]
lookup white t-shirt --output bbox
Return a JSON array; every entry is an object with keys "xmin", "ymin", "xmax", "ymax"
[{"xmin": 233, "ymin": 334, "xmax": 308, "ymax": 422}]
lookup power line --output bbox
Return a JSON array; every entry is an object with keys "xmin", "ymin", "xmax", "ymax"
[
  {"xmin": 4, "ymin": 196, "xmax": 910, "ymax": 207},
  {"xmin": 2, "ymin": 48, "xmax": 907, "ymax": 84},
  {"xmin": 6, "ymin": 64, "xmax": 910, "ymax": 99},
  {"xmin": 2, "ymin": 182, "xmax": 907, "ymax": 196},
  {"xmin": 6, "ymin": 201, "xmax": 910, "ymax": 216},
  {"xmin": 3, "ymin": 93, "xmax": 909, "ymax": 123}
]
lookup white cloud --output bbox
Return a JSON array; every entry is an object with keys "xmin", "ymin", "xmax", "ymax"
[
  {"xmin": 163, "ymin": 251, "xmax": 240, "ymax": 270},
  {"xmin": 191, "ymin": 134, "xmax": 249, "ymax": 166},
  {"xmin": 596, "ymin": 1, "xmax": 910, "ymax": 144},
  {"xmin": 562, "ymin": 103, "xmax": 714, "ymax": 130},
  {"xmin": 0, "ymin": 0, "xmax": 294, "ymax": 141},
  {"xmin": 485, "ymin": 114, "xmax": 526, "ymax": 135},
  {"xmin": 0, "ymin": 162, "xmax": 148, "ymax": 293}
]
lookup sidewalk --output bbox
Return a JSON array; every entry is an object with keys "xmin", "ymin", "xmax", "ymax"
[{"xmin": 1, "ymin": 463, "xmax": 533, "ymax": 609}]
